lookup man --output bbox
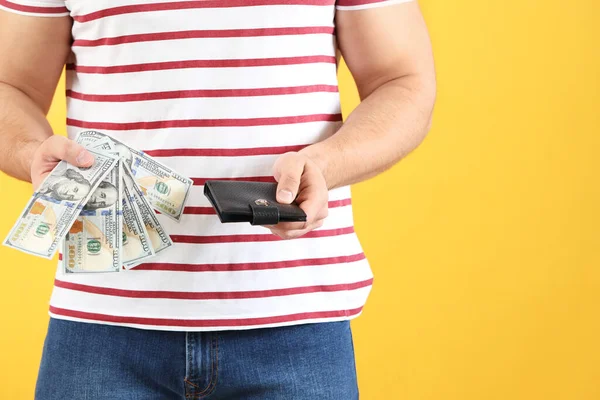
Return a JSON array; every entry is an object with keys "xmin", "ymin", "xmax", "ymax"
[{"xmin": 0, "ymin": 0, "xmax": 435, "ymax": 398}]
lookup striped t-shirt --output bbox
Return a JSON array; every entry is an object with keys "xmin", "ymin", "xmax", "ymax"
[{"xmin": 2, "ymin": 0, "xmax": 410, "ymax": 331}]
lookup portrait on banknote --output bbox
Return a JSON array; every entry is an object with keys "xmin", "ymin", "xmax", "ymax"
[
  {"xmin": 37, "ymin": 163, "xmax": 92, "ymax": 202},
  {"xmin": 83, "ymin": 181, "xmax": 119, "ymax": 211}
]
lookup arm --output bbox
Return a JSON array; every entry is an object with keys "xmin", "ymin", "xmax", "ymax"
[
  {"xmin": 300, "ymin": 1, "xmax": 436, "ymax": 189},
  {"xmin": 270, "ymin": 1, "xmax": 436, "ymax": 238},
  {"xmin": 0, "ymin": 10, "xmax": 93, "ymax": 188}
]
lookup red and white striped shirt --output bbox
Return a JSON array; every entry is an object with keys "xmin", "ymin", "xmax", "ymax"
[{"xmin": 2, "ymin": 0, "xmax": 411, "ymax": 331}]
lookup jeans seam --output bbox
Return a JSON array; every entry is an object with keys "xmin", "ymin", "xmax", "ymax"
[
  {"xmin": 185, "ymin": 332, "xmax": 200, "ymax": 398},
  {"xmin": 184, "ymin": 379, "xmax": 202, "ymax": 390},
  {"xmin": 196, "ymin": 333, "xmax": 219, "ymax": 398}
]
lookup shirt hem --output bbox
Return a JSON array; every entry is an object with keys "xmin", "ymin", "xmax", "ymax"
[{"xmin": 48, "ymin": 310, "xmax": 365, "ymax": 332}]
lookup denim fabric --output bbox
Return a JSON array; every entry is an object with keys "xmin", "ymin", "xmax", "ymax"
[{"xmin": 35, "ymin": 318, "xmax": 359, "ymax": 399}]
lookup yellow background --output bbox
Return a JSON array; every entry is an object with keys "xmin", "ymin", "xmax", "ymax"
[{"xmin": 1, "ymin": 0, "xmax": 599, "ymax": 398}]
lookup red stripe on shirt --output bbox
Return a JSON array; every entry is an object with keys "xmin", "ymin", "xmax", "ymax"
[
  {"xmin": 135, "ymin": 252, "xmax": 365, "ymax": 272},
  {"xmin": 74, "ymin": 0, "xmax": 336, "ymax": 23},
  {"xmin": 54, "ymin": 277, "xmax": 372, "ymax": 300},
  {"xmin": 327, "ymin": 198, "xmax": 352, "ymax": 208},
  {"xmin": 72, "ymin": 27, "xmax": 334, "ymax": 47},
  {"xmin": 143, "ymin": 144, "xmax": 309, "ymax": 158},
  {"xmin": 171, "ymin": 227, "xmax": 354, "ymax": 244},
  {"xmin": 0, "ymin": 0, "xmax": 68, "ymax": 14},
  {"xmin": 65, "ymin": 56, "xmax": 336, "ymax": 74},
  {"xmin": 49, "ymin": 305, "xmax": 363, "ymax": 328},
  {"xmin": 182, "ymin": 207, "xmax": 216, "ymax": 215},
  {"xmin": 67, "ymin": 85, "xmax": 339, "ymax": 102},
  {"xmin": 67, "ymin": 113, "xmax": 342, "ymax": 131},
  {"xmin": 182, "ymin": 198, "xmax": 351, "ymax": 215}
]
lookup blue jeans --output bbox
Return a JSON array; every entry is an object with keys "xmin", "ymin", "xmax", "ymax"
[{"xmin": 35, "ymin": 318, "xmax": 359, "ymax": 399}]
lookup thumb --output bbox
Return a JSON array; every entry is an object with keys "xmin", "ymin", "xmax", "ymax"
[
  {"xmin": 273, "ymin": 153, "xmax": 305, "ymax": 204},
  {"xmin": 44, "ymin": 135, "xmax": 94, "ymax": 167}
]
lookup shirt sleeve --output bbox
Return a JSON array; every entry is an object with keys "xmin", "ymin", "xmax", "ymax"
[
  {"xmin": 0, "ymin": 0, "xmax": 69, "ymax": 17},
  {"xmin": 336, "ymin": 0, "xmax": 413, "ymax": 11}
]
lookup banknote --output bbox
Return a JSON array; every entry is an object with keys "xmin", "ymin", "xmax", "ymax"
[
  {"xmin": 130, "ymin": 155, "xmax": 192, "ymax": 222},
  {"xmin": 76, "ymin": 130, "xmax": 192, "ymax": 221},
  {"xmin": 122, "ymin": 162, "xmax": 173, "ymax": 257},
  {"xmin": 3, "ymin": 149, "xmax": 119, "ymax": 259},
  {"xmin": 121, "ymin": 170, "xmax": 156, "ymax": 268},
  {"xmin": 88, "ymin": 137, "xmax": 116, "ymax": 151},
  {"xmin": 79, "ymin": 133, "xmax": 172, "ymax": 264},
  {"xmin": 86, "ymin": 137, "xmax": 157, "ymax": 267},
  {"xmin": 63, "ymin": 160, "xmax": 123, "ymax": 273}
]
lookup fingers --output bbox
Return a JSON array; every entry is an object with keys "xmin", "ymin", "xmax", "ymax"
[
  {"xmin": 270, "ymin": 202, "xmax": 328, "ymax": 232},
  {"xmin": 41, "ymin": 135, "xmax": 94, "ymax": 167},
  {"xmin": 300, "ymin": 194, "xmax": 329, "ymax": 220},
  {"xmin": 31, "ymin": 172, "xmax": 49, "ymax": 192},
  {"xmin": 267, "ymin": 218, "xmax": 325, "ymax": 240},
  {"xmin": 268, "ymin": 151, "xmax": 329, "ymax": 240},
  {"xmin": 266, "ymin": 192, "xmax": 329, "ymax": 239},
  {"xmin": 272, "ymin": 152, "xmax": 306, "ymax": 204}
]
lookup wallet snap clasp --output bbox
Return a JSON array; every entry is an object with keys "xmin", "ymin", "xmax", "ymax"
[{"xmin": 250, "ymin": 198, "xmax": 279, "ymax": 225}]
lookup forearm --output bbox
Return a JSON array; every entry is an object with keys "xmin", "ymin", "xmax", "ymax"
[
  {"xmin": 300, "ymin": 74, "xmax": 436, "ymax": 190},
  {"xmin": 0, "ymin": 82, "xmax": 54, "ymax": 182}
]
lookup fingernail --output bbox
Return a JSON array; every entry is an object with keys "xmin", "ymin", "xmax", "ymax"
[
  {"xmin": 278, "ymin": 190, "xmax": 293, "ymax": 203},
  {"xmin": 76, "ymin": 150, "xmax": 94, "ymax": 165}
]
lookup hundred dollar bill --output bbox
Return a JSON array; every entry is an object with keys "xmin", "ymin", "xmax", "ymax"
[
  {"xmin": 122, "ymin": 162, "xmax": 173, "ymax": 257},
  {"xmin": 87, "ymin": 137, "xmax": 116, "ymax": 151},
  {"xmin": 87, "ymin": 137, "xmax": 156, "ymax": 267},
  {"xmin": 79, "ymin": 133, "xmax": 171, "ymax": 265},
  {"xmin": 3, "ymin": 149, "xmax": 119, "ymax": 259},
  {"xmin": 63, "ymin": 159, "xmax": 123, "ymax": 273},
  {"xmin": 121, "ymin": 170, "xmax": 155, "ymax": 267},
  {"xmin": 76, "ymin": 130, "xmax": 192, "ymax": 221}
]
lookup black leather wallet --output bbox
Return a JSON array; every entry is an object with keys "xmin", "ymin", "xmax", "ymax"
[{"xmin": 203, "ymin": 180, "xmax": 307, "ymax": 225}]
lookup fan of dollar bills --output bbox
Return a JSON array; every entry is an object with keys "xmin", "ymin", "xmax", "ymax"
[{"xmin": 3, "ymin": 131, "xmax": 193, "ymax": 273}]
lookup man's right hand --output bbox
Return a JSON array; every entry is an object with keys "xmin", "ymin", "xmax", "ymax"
[{"xmin": 29, "ymin": 136, "xmax": 95, "ymax": 190}]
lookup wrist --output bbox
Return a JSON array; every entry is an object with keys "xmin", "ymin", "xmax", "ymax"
[{"xmin": 299, "ymin": 143, "xmax": 332, "ymax": 187}]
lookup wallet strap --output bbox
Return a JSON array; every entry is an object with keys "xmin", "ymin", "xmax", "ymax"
[{"xmin": 249, "ymin": 200, "xmax": 280, "ymax": 225}]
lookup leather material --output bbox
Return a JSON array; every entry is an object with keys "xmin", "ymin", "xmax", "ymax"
[
  {"xmin": 203, "ymin": 180, "xmax": 307, "ymax": 225},
  {"xmin": 249, "ymin": 202, "xmax": 280, "ymax": 225}
]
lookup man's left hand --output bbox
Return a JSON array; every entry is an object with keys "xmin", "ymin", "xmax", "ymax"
[{"xmin": 267, "ymin": 152, "xmax": 329, "ymax": 239}]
